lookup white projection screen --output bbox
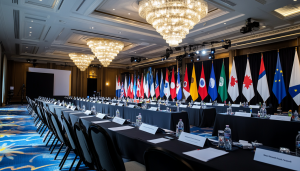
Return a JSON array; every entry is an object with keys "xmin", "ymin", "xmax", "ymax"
[{"xmin": 28, "ymin": 67, "xmax": 71, "ymax": 96}]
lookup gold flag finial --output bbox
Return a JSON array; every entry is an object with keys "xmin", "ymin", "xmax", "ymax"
[
  {"xmin": 296, "ymin": 47, "xmax": 298, "ymax": 51},
  {"xmin": 278, "ymin": 49, "xmax": 279, "ymax": 52}
]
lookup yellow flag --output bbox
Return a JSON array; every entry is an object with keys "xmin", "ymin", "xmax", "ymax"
[{"xmin": 190, "ymin": 64, "xmax": 199, "ymax": 101}]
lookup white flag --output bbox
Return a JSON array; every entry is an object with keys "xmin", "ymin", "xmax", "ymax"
[
  {"xmin": 145, "ymin": 75, "xmax": 149, "ymax": 98},
  {"xmin": 124, "ymin": 75, "xmax": 128, "ymax": 97},
  {"xmin": 289, "ymin": 51, "xmax": 300, "ymax": 105},
  {"xmin": 242, "ymin": 58, "xmax": 255, "ymax": 102},
  {"xmin": 164, "ymin": 69, "xmax": 170, "ymax": 99},
  {"xmin": 257, "ymin": 55, "xmax": 270, "ymax": 102},
  {"xmin": 228, "ymin": 59, "xmax": 239, "ymax": 102}
]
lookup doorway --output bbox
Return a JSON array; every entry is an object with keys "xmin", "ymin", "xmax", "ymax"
[{"xmin": 87, "ymin": 78, "xmax": 97, "ymax": 97}]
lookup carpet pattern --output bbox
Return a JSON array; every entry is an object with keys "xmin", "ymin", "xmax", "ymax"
[{"xmin": 0, "ymin": 105, "xmax": 216, "ymax": 170}]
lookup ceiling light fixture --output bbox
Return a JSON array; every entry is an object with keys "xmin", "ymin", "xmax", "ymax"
[
  {"xmin": 69, "ymin": 53, "xmax": 95, "ymax": 71},
  {"xmin": 86, "ymin": 38, "xmax": 124, "ymax": 67},
  {"xmin": 139, "ymin": 0, "xmax": 208, "ymax": 47},
  {"xmin": 113, "ymin": 9, "xmax": 115, "ymax": 10},
  {"xmin": 29, "ymin": 27, "xmax": 32, "ymax": 28}
]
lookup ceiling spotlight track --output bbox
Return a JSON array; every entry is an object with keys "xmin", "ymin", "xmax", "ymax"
[
  {"xmin": 139, "ymin": 0, "xmax": 208, "ymax": 47},
  {"xmin": 86, "ymin": 38, "xmax": 124, "ymax": 67}
]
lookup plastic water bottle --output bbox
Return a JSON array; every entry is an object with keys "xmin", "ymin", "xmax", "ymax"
[
  {"xmin": 158, "ymin": 103, "xmax": 160, "ymax": 111},
  {"xmin": 138, "ymin": 113, "xmax": 142, "ymax": 126},
  {"xmin": 116, "ymin": 109, "xmax": 120, "ymax": 118},
  {"xmin": 203, "ymin": 102, "xmax": 206, "ymax": 109},
  {"xmin": 176, "ymin": 119, "xmax": 184, "ymax": 137},
  {"xmin": 82, "ymin": 105, "xmax": 86, "ymax": 112},
  {"xmin": 224, "ymin": 125, "xmax": 232, "ymax": 150},
  {"xmin": 263, "ymin": 102, "xmax": 266, "ymax": 108},
  {"xmin": 293, "ymin": 110, "xmax": 299, "ymax": 121},
  {"xmin": 210, "ymin": 99, "xmax": 212, "ymax": 103},
  {"xmin": 177, "ymin": 104, "xmax": 180, "ymax": 112},
  {"xmin": 228, "ymin": 101, "xmax": 231, "ymax": 106},
  {"xmin": 250, "ymin": 107, "xmax": 252, "ymax": 114},
  {"xmin": 296, "ymin": 131, "xmax": 300, "ymax": 156}
]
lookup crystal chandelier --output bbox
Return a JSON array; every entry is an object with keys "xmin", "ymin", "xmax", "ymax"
[
  {"xmin": 69, "ymin": 53, "xmax": 95, "ymax": 71},
  {"xmin": 86, "ymin": 38, "xmax": 124, "ymax": 67},
  {"xmin": 139, "ymin": 0, "xmax": 208, "ymax": 47}
]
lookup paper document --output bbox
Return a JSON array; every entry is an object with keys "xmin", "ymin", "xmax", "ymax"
[
  {"xmin": 92, "ymin": 120, "xmax": 110, "ymax": 124},
  {"xmin": 147, "ymin": 138, "xmax": 170, "ymax": 144},
  {"xmin": 183, "ymin": 148, "xmax": 228, "ymax": 162},
  {"xmin": 108, "ymin": 126, "xmax": 134, "ymax": 131},
  {"xmin": 79, "ymin": 116, "xmax": 94, "ymax": 118}
]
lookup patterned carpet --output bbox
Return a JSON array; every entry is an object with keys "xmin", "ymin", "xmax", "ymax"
[{"xmin": 0, "ymin": 105, "xmax": 216, "ymax": 171}]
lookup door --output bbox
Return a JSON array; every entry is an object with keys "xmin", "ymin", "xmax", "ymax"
[{"xmin": 87, "ymin": 78, "xmax": 97, "ymax": 97}]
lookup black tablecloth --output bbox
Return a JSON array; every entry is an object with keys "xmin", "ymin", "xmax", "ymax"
[
  {"xmin": 65, "ymin": 113, "xmax": 291, "ymax": 171},
  {"xmin": 212, "ymin": 113, "xmax": 300, "ymax": 150},
  {"xmin": 212, "ymin": 105, "xmax": 272, "ymax": 114}
]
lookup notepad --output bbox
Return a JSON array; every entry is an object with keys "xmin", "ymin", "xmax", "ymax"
[
  {"xmin": 147, "ymin": 138, "xmax": 170, "ymax": 144},
  {"xmin": 183, "ymin": 148, "xmax": 228, "ymax": 162},
  {"xmin": 108, "ymin": 126, "xmax": 134, "ymax": 131},
  {"xmin": 92, "ymin": 120, "xmax": 110, "ymax": 124}
]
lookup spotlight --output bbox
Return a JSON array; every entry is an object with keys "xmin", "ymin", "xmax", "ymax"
[
  {"xmin": 211, "ymin": 48, "xmax": 215, "ymax": 54},
  {"xmin": 197, "ymin": 57, "xmax": 200, "ymax": 61},
  {"xmin": 27, "ymin": 59, "xmax": 31, "ymax": 63},
  {"xmin": 131, "ymin": 57, "xmax": 141, "ymax": 63},
  {"xmin": 208, "ymin": 53, "xmax": 215, "ymax": 60},
  {"xmin": 191, "ymin": 57, "xmax": 194, "ymax": 62},
  {"xmin": 196, "ymin": 51, "xmax": 199, "ymax": 54},
  {"xmin": 202, "ymin": 50, "xmax": 206, "ymax": 55}
]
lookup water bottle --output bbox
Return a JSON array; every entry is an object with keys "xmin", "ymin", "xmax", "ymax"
[
  {"xmin": 116, "ymin": 109, "xmax": 120, "ymax": 118},
  {"xmin": 263, "ymin": 102, "xmax": 266, "ymax": 109},
  {"xmin": 210, "ymin": 99, "xmax": 212, "ymax": 103},
  {"xmin": 224, "ymin": 125, "xmax": 232, "ymax": 150},
  {"xmin": 177, "ymin": 104, "xmax": 180, "ymax": 112},
  {"xmin": 224, "ymin": 100, "xmax": 226, "ymax": 105},
  {"xmin": 263, "ymin": 108, "xmax": 267, "ymax": 117},
  {"xmin": 138, "ymin": 113, "xmax": 142, "ymax": 126},
  {"xmin": 293, "ymin": 110, "xmax": 299, "ymax": 121},
  {"xmin": 203, "ymin": 102, "xmax": 206, "ymax": 109},
  {"xmin": 228, "ymin": 101, "xmax": 231, "ymax": 106},
  {"xmin": 158, "ymin": 103, "xmax": 160, "ymax": 111},
  {"xmin": 176, "ymin": 119, "xmax": 184, "ymax": 137},
  {"xmin": 250, "ymin": 107, "xmax": 252, "ymax": 114},
  {"xmin": 296, "ymin": 131, "xmax": 300, "ymax": 156},
  {"xmin": 82, "ymin": 105, "xmax": 86, "ymax": 112}
]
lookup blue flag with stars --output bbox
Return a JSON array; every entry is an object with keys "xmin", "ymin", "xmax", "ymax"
[{"xmin": 272, "ymin": 53, "xmax": 286, "ymax": 104}]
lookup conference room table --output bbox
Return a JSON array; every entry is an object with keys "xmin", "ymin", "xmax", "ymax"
[
  {"xmin": 212, "ymin": 113, "xmax": 300, "ymax": 150},
  {"xmin": 58, "ymin": 110, "xmax": 291, "ymax": 171}
]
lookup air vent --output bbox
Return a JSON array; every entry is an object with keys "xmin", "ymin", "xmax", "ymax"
[
  {"xmin": 25, "ymin": 16, "xmax": 46, "ymax": 22},
  {"xmin": 219, "ymin": 0, "xmax": 236, "ymax": 6},
  {"xmin": 13, "ymin": 10, "xmax": 19, "ymax": 39},
  {"xmin": 255, "ymin": 0, "xmax": 266, "ymax": 5},
  {"xmin": 15, "ymin": 44, "xmax": 20, "ymax": 55},
  {"xmin": 71, "ymin": 29, "xmax": 129, "ymax": 40},
  {"xmin": 58, "ymin": 0, "xmax": 65, "ymax": 10},
  {"xmin": 12, "ymin": 0, "xmax": 18, "ymax": 4},
  {"xmin": 76, "ymin": 0, "xmax": 86, "ymax": 11},
  {"xmin": 43, "ymin": 27, "xmax": 51, "ymax": 40}
]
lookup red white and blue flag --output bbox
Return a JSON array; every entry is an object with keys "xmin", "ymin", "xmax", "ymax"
[
  {"xmin": 257, "ymin": 54, "xmax": 270, "ymax": 102},
  {"xmin": 155, "ymin": 72, "xmax": 160, "ymax": 98},
  {"xmin": 121, "ymin": 82, "xmax": 124, "ymax": 98}
]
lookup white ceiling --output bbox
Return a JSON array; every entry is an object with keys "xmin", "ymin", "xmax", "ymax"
[{"xmin": 1, "ymin": 0, "xmax": 300, "ymax": 69}]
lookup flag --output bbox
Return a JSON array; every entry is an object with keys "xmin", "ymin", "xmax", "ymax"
[
  {"xmin": 124, "ymin": 75, "xmax": 128, "ymax": 97},
  {"xmin": 228, "ymin": 59, "xmax": 239, "ymax": 102},
  {"xmin": 116, "ymin": 75, "xmax": 120, "ymax": 98},
  {"xmin": 289, "ymin": 50, "xmax": 300, "ymax": 105},
  {"xmin": 137, "ymin": 75, "xmax": 140, "ymax": 98},
  {"xmin": 140, "ymin": 74, "xmax": 144, "ymax": 99},
  {"xmin": 150, "ymin": 71, "xmax": 155, "ymax": 97},
  {"xmin": 170, "ymin": 68, "xmax": 176, "ymax": 100},
  {"xmin": 198, "ymin": 63, "xmax": 208, "ymax": 100},
  {"xmin": 160, "ymin": 70, "xmax": 164, "ymax": 99},
  {"xmin": 176, "ymin": 68, "xmax": 182, "ymax": 100},
  {"xmin": 272, "ymin": 53, "xmax": 286, "ymax": 104},
  {"xmin": 257, "ymin": 54, "xmax": 270, "ymax": 102},
  {"xmin": 218, "ymin": 61, "xmax": 228, "ymax": 102},
  {"xmin": 127, "ymin": 75, "xmax": 131, "ymax": 98},
  {"xmin": 190, "ymin": 64, "xmax": 199, "ymax": 101},
  {"xmin": 164, "ymin": 69, "xmax": 170, "ymax": 99},
  {"xmin": 121, "ymin": 82, "xmax": 124, "ymax": 98},
  {"xmin": 242, "ymin": 58, "xmax": 255, "ymax": 102},
  {"xmin": 155, "ymin": 72, "xmax": 160, "ymax": 98},
  {"xmin": 208, "ymin": 62, "xmax": 218, "ymax": 101},
  {"xmin": 183, "ymin": 67, "xmax": 190, "ymax": 99},
  {"xmin": 118, "ymin": 76, "xmax": 121, "ymax": 98},
  {"xmin": 133, "ymin": 74, "xmax": 137, "ymax": 98},
  {"xmin": 130, "ymin": 74, "xmax": 134, "ymax": 99},
  {"xmin": 145, "ymin": 74, "xmax": 149, "ymax": 98}
]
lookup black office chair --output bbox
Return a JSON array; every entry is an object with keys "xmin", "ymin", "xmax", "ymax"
[
  {"xmin": 74, "ymin": 122, "xmax": 95, "ymax": 170},
  {"xmin": 88, "ymin": 124, "xmax": 145, "ymax": 171},
  {"xmin": 144, "ymin": 147, "xmax": 195, "ymax": 171}
]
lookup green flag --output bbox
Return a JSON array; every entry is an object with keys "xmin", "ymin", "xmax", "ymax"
[{"xmin": 218, "ymin": 62, "xmax": 228, "ymax": 102}]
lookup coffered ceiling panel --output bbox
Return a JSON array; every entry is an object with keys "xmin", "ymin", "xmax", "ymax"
[
  {"xmin": 25, "ymin": 0, "xmax": 58, "ymax": 9},
  {"xmin": 23, "ymin": 22, "xmax": 45, "ymax": 40}
]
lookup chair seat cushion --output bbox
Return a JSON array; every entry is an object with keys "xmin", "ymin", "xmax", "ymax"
[{"xmin": 124, "ymin": 161, "xmax": 146, "ymax": 171}]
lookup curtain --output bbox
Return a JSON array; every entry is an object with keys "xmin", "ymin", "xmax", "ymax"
[{"xmin": 2, "ymin": 55, "xmax": 7, "ymax": 104}]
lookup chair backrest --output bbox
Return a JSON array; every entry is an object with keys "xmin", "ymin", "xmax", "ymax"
[
  {"xmin": 61, "ymin": 114, "xmax": 77, "ymax": 150},
  {"xmin": 88, "ymin": 124, "xmax": 125, "ymax": 171},
  {"xmin": 74, "ymin": 122, "xmax": 94, "ymax": 169},
  {"xmin": 50, "ymin": 112, "xmax": 66, "ymax": 144},
  {"xmin": 144, "ymin": 147, "xmax": 195, "ymax": 171}
]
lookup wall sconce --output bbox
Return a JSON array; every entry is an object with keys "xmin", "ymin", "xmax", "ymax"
[{"xmin": 106, "ymin": 82, "xmax": 109, "ymax": 86}]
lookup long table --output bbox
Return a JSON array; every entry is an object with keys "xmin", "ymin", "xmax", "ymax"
[
  {"xmin": 61, "ymin": 111, "xmax": 291, "ymax": 171},
  {"xmin": 212, "ymin": 113, "xmax": 300, "ymax": 150}
]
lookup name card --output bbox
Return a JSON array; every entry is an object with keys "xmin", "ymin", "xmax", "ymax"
[
  {"xmin": 118, "ymin": 103, "xmax": 124, "ymax": 107},
  {"xmin": 92, "ymin": 101, "xmax": 96, "ymax": 103},
  {"xmin": 180, "ymin": 105, "xmax": 187, "ymax": 108},
  {"xmin": 148, "ymin": 107, "xmax": 157, "ymax": 111},
  {"xmin": 254, "ymin": 148, "xmax": 300, "ymax": 171},
  {"xmin": 54, "ymin": 102, "xmax": 57, "ymax": 105},
  {"xmin": 231, "ymin": 104, "xmax": 240, "ymax": 107},
  {"xmin": 235, "ymin": 112, "xmax": 251, "ymax": 117},
  {"xmin": 249, "ymin": 105, "xmax": 260, "ymax": 109},
  {"xmin": 66, "ymin": 105, "xmax": 70, "ymax": 108},
  {"xmin": 80, "ymin": 99, "xmax": 83, "ymax": 101},
  {"xmin": 194, "ymin": 102, "xmax": 200, "ymax": 105},
  {"xmin": 178, "ymin": 132, "xmax": 207, "ymax": 147},
  {"xmin": 218, "ymin": 104, "xmax": 225, "ymax": 106},
  {"xmin": 96, "ymin": 113, "xmax": 106, "ymax": 119},
  {"xmin": 112, "ymin": 117, "xmax": 126, "ymax": 125},
  {"xmin": 84, "ymin": 110, "xmax": 91, "ymax": 115},
  {"xmin": 98, "ymin": 101, "xmax": 102, "ymax": 103},
  {"xmin": 150, "ymin": 102, "xmax": 156, "ymax": 105},
  {"xmin": 59, "ymin": 103, "xmax": 62, "ymax": 106},
  {"xmin": 270, "ymin": 115, "xmax": 291, "ymax": 122},
  {"xmin": 83, "ymin": 100, "xmax": 86, "ymax": 101},
  {"xmin": 111, "ymin": 103, "xmax": 116, "ymax": 106},
  {"xmin": 206, "ymin": 103, "xmax": 212, "ymax": 105},
  {"xmin": 139, "ymin": 123, "xmax": 159, "ymax": 134},
  {"xmin": 106, "ymin": 102, "xmax": 110, "ymax": 105},
  {"xmin": 127, "ymin": 105, "xmax": 135, "ymax": 108},
  {"xmin": 192, "ymin": 105, "xmax": 201, "ymax": 109},
  {"xmin": 71, "ymin": 106, "xmax": 76, "ymax": 111}
]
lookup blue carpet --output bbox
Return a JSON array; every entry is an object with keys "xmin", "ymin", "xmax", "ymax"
[{"xmin": 0, "ymin": 105, "xmax": 217, "ymax": 170}]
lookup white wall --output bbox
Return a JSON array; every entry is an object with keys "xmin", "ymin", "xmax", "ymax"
[{"xmin": 28, "ymin": 67, "xmax": 71, "ymax": 96}]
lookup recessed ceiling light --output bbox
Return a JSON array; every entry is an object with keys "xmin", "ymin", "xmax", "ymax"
[
  {"xmin": 31, "ymin": 20, "xmax": 33, "ymax": 22},
  {"xmin": 29, "ymin": 34, "xmax": 31, "ymax": 36},
  {"xmin": 26, "ymin": 47, "xmax": 28, "ymax": 48},
  {"xmin": 91, "ymin": 27, "xmax": 94, "ymax": 29},
  {"xmin": 128, "ymin": 13, "xmax": 130, "ymax": 15},
  {"xmin": 294, "ymin": 0, "xmax": 297, "ymax": 1},
  {"xmin": 224, "ymin": 23, "xmax": 226, "ymax": 24},
  {"xmin": 135, "ymin": 52, "xmax": 136, "ymax": 53},
  {"xmin": 30, "ymin": 32, "xmax": 32, "ymax": 33},
  {"xmin": 29, "ymin": 27, "xmax": 32, "ymax": 28},
  {"xmin": 113, "ymin": 9, "xmax": 115, "ymax": 10},
  {"xmin": 119, "ymin": 32, "xmax": 122, "ymax": 34}
]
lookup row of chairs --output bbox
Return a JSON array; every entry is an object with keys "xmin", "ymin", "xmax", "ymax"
[{"xmin": 26, "ymin": 97, "xmax": 196, "ymax": 171}]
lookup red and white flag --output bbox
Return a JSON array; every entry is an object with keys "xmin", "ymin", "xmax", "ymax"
[
  {"xmin": 183, "ymin": 67, "xmax": 190, "ymax": 99},
  {"xmin": 198, "ymin": 63, "xmax": 208, "ymax": 100},
  {"xmin": 164, "ymin": 69, "xmax": 170, "ymax": 99},
  {"xmin": 170, "ymin": 68, "xmax": 176, "ymax": 100},
  {"xmin": 228, "ymin": 59, "xmax": 239, "ymax": 101},
  {"xmin": 137, "ymin": 77, "xmax": 140, "ymax": 98},
  {"xmin": 242, "ymin": 58, "xmax": 255, "ymax": 102},
  {"xmin": 130, "ymin": 74, "xmax": 134, "ymax": 99},
  {"xmin": 140, "ymin": 74, "xmax": 144, "ymax": 99}
]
